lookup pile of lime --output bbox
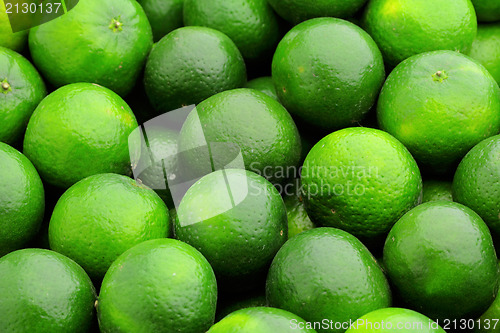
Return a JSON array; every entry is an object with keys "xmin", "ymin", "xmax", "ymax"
[{"xmin": 1, "ymin": 0, "xmax": 500, "ymax": 332}]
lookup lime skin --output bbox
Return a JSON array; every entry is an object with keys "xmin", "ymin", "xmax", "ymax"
[
  {"xmin": 477, "ymin": 280, "xmax": 500, "ymax": 333},
  {"xmin": 471, "ymin": 0, "xmax": 500, "ymax": 22},
  {"xmin": 421, "ymin": 180, "xmax": 453, "ymax": 203},
  {"xmin": 48, "ymin": 173, "xmax": 170, "ymax": 280},
  {"xmin": 208, "ymin": 307, "xmax": 316, "ymax": 333},
  {"xmin": 136, "ymin": 0, "xmax": 183, "ymax": 42},
  {"xmin": 0, "ymin": 249, "xmax": 96, "ymax": 333},
  {"xmin": 266, "ymin": 227, "xmax": 391, "ymax": 333},
  {"xmin": 23, "ymin": 83, "xmax": 138, "ymax": 189},
  {"xmin": 345, "ymin": 307, "xmax": 445, "ymax": 333},
  {"xmin": 178, "ymin": 88, "xmax": 301, "ymax": 185},
  {"xmin": 0, "ymin": 0, "xmax": 28, "ymax": 52},
  {"xmin": 469, "ymin": 23, "xmax": 500, "ymax": 85},
  {"xmin": 97, "ymin": 238, "xmax": 217, "ymax": 333},
  {"xmin": 244, "ymin": 76, "xmax": 278, "ymax": 101},
  {"xmin": 0, "ymin": 142, "xmax": 44, "ymax": 256},
  {"xmin": 453, "ymin": 135, "xmax": 500, "ymax": 238},
  {"xmin": 0, "ymin": 46, "xmax": 46, "ymax": 145},
  {"xmin": 301, "ymin": 127, "xmax": 422, "ymax": 244},
  {"xmin": 384, "ymin": 201, "xmax": 500, "ymax": 321},
  {"xmin": 272, "ymin": 18, "xmax": 385, "ymax": 131},
  {"xmin": 174, "ymin": 169, "xmax": 287, "ymax": 292},
  {"xmin": 377, "ymin": 50, "xmax": 500, "ymax": 175},
  {"xmin": 362, "ymin": 0, "xmax": 477, "ymax": 67},
  {"xmin": 28, "ymin": 0, "xmax": 153, "ymax": 96},
  {"xmin": 132, "ymin": 126, "xmax": 179, "ymax": 208},
  {"xmin": 267, "ymin": 0, "xmax": 368, "ymax": 24},
  {"xmin": 183, "ymin": 0, "xmax": 281, "ymax": 61},
  {"xmin": 144, "ymin": 26, "xmax": 246, "ymax": 114}
]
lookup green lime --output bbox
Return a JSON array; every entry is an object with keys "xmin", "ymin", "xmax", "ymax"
[
  {"xmin": 384, "ymin": 201, "xmax": 499, "ymax": 320},
  {"xmin": 97, "ymin": 238, "xmax": 217, "ymax": 333},
  {"xmin": 471, "ymin": 0, "xmax": 500, "ymax": 22},
  {"xmin": 216, "ymin": 292, "xmax": 267, "ymax": 322},
  {"xmin": 477, "ymin": 283, "xmax": 500, "ymax": 332},
  {"xmin": 266, "ymin": 228, "xmax": 391, "ymax": 333},
  {"xmin": 208, "ymin": 307, "xmax": 316, "ymax": 332},
  {"xmin": 144, "ymin": 26, "xmax": 246, "ymax": 114},
  {"xmin": 28, "ymin": 0, "xmax": 153, "ymax": 96},
  {"xmin": 133, "ymin": 125, "xmax": 179, "ymax": 208},
  {"xmin": 49, "ymin": 173, "xmax": 170, "ymax": 280},
  {"xmin": 244, "ymin": 76, "xmax": 278, "ymax": 101},
  {"xmin": 0, "ymin": 142, "xmax": 44, "ymax": 256},
  {"xmin": 377, "ymin": 51, "xmax": 500, "ymax": 175},
  {"xmin": 136, "ymin": 0, "xmax": 183, "ymax": 42},
  {"xmin": 0, "ymin": 249, "xmax": 96, "ymax": 332},
  {"xmin": 453, "ymin": 135, "xmax": 500, "ymax": 236},
  {"xmin": 174, "ymin": 169, "xmax": 287, "ymax": 287},
  {"xmin": 301, "ymin": 127, "xmax": 422, "ymax": 242},
  {"xmin": 272, "ymin": 18, "xmax": 385, "ymax": 130},
  {"xmin": 469, "ymin": 23, "xmax": 500, "ymax": 85},
  {"xmin": 183, "ymin": 0, "xmax": 280, "ymax": 61},
  {"xmin": 178, "ymin": 89, "xmax": 301, "ymax": 185},
  {"xmin": 346, "ymin": 308, "xmax": 445, "ymax": 333},
  {"xmin": 283, "ymin": 180, "xmax": 316, "ymax": 239},
  {"xmin": 0, "ymin": 0, "xmax": 28, "ymax": 52},
  {"xmin": 421, "ymin": 180, "xmax": 453, "ymax": 203},
  {"xmin": 362, "ymin": 0, "xmax": 477, "ymax": 67},
  {"xmin": 23, "ymin": 83, "xmax": 138, "ymax": 189},
  {"xmin": 0, "ymin": 46, "xmax": 46, "ymax": 144},
  {"xmin": 267, "ymin": 0, "xmax": 367, "ymax": 24}
]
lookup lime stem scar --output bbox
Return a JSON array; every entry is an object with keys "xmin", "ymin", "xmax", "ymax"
[
  {"xmin": 1, "ymin": 82, "xmax": 10, "ymax": 91},
  {"xmin": 109, "ymin": 18, "xmax": 123, "ymax": 32},
  {"xmin": 432, "ymin": 70, "xmax": 448, "ymax": 82}
]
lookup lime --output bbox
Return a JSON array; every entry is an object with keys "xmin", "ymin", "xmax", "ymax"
[
  {"xmin": 23, "ymin": 83, "xmax": 138, "ymax": 189},
  {"xmin": 178, "ymin": 88, "xmax": 301, "ymax": 185},
  {"xmin": 384, "ymin": 201, "xmax": 499, "ymax": 320},
  {"xmin": 0, "ymin": 0, "xmax": 28, "ymax": 52},
  {"xmin": 208, "ymin": 307, "xmax": 316, "ymax": 332},
  {"xmin": 0, "ymin": 46, "xmax": 46, "ymax": 145},
  {"xmin": 144, "ymin": 26, "xmax": 246, "ymax": 114},
  {"xmin": 174, "ymin": 169, "xmax": 287, "ymax": 288},
  {"xmin": 469, "ymin": 23, "xmax": 500, "ymax": 85},
  {"xmin": 266, "ymin": 228, "xmax": 391, "ymax": 333},
  {"xmin": 133, "ymin": 125, "xmax": 179, "ymax": 208},
  {"xmin": 272, "ymin": 18, "xmax": 385, "ymax": 130},
  {"xmin": 283, "ymin": 180, "xmax": 316, "ymax": 239},
  {"xmin": 183, "ymin": 0, "xmax": 280, "ymax": 61},
  {"xmin": 362, "ymin": 0, "xmax": 477, "ymax": 67},
  {"xmin": 216, "ymin": 292, "xmax": 267, "ymax": 322},
  {"xmin": 244, "ymin": 76, "xmax": 278, "ymax": 101},
  {"xmin": 97, "ymin": 238, "xmax": 217, "ymax": 333},
  {"xmin": 301, "ymin": 127, "xmax": 422, "ymax": 242},
  {"xmin": 421, "ymin": 180, "xmax": 453, "ymax": 203},
  {"xmin": 346, "ymin": 308, "xmax": 445, "ymax": 333},
  {"xmin": 267, "ymin": 0, "xmax": 368, "ymax": 24},
  {"xmin": 471, "ymin": 0, "xmax": 500, "ymax": 22},
  {"xmin": 453, "ymin": 135, "xmax": 500, "ymax": 237},
  {"xmin": 28, "ymin": 0, "xmax": 153, "ymax": 96},
  {"xmin": 377, "ymin": 51, "xmax": 500, "ymax": 175},
  {"xmin": 0, "ymin": 249, "xmax": 96, "ymax": 332},
  {"xmin": 136, "ymin": 0, "xmax": 183, "ymax": 42},
  {"xmin": 49, "ymin": 173, "xmax": 170, "ymax": 280},
  {"xmin": 0, "ymin": 142, "xmax": 44, "ymax": 256},
  {"xmin": 477, "ymin": 284, "xmax": 500, "ymax": 332}
]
